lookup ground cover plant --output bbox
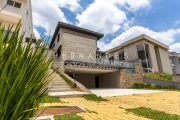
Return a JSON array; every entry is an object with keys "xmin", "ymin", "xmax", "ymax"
[
  {"xmin": 145, "ymin": 72, "xmax": 173, "ymax": 81},
  {"xmin": 126, "ymin": 107, "xmax": 180, "ymax": 120},
  {"xmin": 61, "ymin": 74, "xmax": 76, "ymax": 88},
  {"xmin": 42, "ymin": 95, "xmax": 62, "ymax": 103},
  {"xmin": 54, "ymin": 113, "xmax": 84, "ymax": 120},
  {"xmin": 0, "ymin": 22, "xmax": 53, "ymax": 120},
  {"xmin": 82, "ymin": 94, "xmax": 108, "ymax": 102},
  {"xmin": 131, "ymin": 83, "xmax": 179, "ymax": 90}
]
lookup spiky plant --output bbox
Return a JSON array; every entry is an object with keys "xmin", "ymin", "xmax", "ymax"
[{"xmin": 0, "ymin": 22, "xmax": 54, "ymax": 119}]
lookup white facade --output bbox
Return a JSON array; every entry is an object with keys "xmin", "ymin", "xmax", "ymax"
[{"xmin": 0, "ymin": 0, "xmax": 34, "ymax": 40}]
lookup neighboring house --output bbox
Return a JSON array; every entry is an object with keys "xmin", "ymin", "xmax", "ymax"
[
  {"xmin": 0, "ymin": 0, "xmax": 35, "ymax": 44},
  {"xmin": 169, "ymin": 52, "xmax": 180, "ymax": 74},
  {"xmin": 106, "ymin": 34, "xmax": 172, "ymax": 74},
  {"xmin": 49, "ymin": 22, "xmax": 144, "ymax": 89}
]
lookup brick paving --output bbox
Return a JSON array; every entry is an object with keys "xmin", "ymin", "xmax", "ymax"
[{"xmin": 43, "ymin": 91, "xmax": 180, "ymax": 120}]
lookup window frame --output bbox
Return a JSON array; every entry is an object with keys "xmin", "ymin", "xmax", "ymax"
[
  {"xmin": 119, "ymin": 51, "xmax": 125, "ymax": 61},
  {"xmin": 6, "ymin": 0, "xmax": 22, "ymax": 9}
]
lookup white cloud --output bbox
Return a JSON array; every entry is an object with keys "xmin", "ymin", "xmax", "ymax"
[
  {"xmin": 76, "ymin": 0, "xmax": 151, "ymax": 34},
  {"xmin": 98, "ymin": 26, "xmax": 180, "ymax": 51},
  {"xmin": 170, "ymin": 43, "xmax": 180, "ymax": 53},
  {"xmin": 106, "ymin": 0, "xmax": 151, "ymax": 11},
  {"xmin": 32, "ymin": 0, "xmax": 81, "ymax": 36},
  {"xmin": 76, "ymin": 0, "xmax": 127, "ymax": 34}
]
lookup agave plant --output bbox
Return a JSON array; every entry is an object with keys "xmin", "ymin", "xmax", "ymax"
[{"xmin": 0, "ymin": 22, "xmax": 53, "ymax": 119}]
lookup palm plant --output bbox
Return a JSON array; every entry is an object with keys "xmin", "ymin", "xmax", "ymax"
[{"xmin": 0, "ymin": 22, "xmax": 54, "ymax": 119}]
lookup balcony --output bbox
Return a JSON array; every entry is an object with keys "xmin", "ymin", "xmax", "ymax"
[
  {"xmin": 0, "ymin": 8, "xmax": 22, "ymax": 23},
  {"xmin": 64, "ymin": 58, "xmax": 135, "ymax": 70}
]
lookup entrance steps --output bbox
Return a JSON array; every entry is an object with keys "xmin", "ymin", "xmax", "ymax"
[{"xmin": 47, "ymin": 70, "xmax": 89, "ymax": 97}]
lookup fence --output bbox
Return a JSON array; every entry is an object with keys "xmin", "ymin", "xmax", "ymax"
[{"xmin": 144, "ymin": 77, "xmax": 180, "ymax": 89}]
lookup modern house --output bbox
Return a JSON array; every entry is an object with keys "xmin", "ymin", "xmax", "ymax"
[
  {"xmin": 169, "ymin": 52, "xmax": 180, "ymax": 74},
  {"xmin": 49, "ymin": 22, "xmax": 177, "ymax": 88},
  {"xmin": 0, "ymin": 0, "xmax": 35, "ymax": 43},
  {"xmin": 49, "ymin": 22, "xmax": 144, "ymax": 89},
  {"xmin": 106, "ymin": 34, "xmax": 172, "ymax": 74}
]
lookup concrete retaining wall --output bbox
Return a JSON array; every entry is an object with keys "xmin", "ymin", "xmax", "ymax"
[
  {"xmin": 173, "ymin": 74, "xmax": 180, "ymax": 83},
  {"xmin": 144, "ymin": 77, "xmax": 180, "ymax": 89},
  {"xmin": 61, "ymin": 73, "xmax": 92, "ymax": 93}
]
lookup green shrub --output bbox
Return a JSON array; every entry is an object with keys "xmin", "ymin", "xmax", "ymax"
[
  {"xmin": 150, "ymin": 84, "xmax": 156, "ymax": 89},
  {"xmin": 61, "ymin": 74, "xmax": 76, "ymax": 88},
  {"xmin": 0, "ymin": 22, "xmax": 53, "ymax": 120},
  {"xmin": 131, "ymin": 83, "xmax": 179, "ymax": 90},
  {"xmin": 145, "ymin": 72, "xmax": 173, "ymax": 82}
]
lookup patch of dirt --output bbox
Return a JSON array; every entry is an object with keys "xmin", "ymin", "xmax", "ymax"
[{"xmin": 34, "ymin": 106, "xmax": 85, "ymax": 116}]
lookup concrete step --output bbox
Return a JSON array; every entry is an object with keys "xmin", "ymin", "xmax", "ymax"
[
  {"xmin": 48, "ymin": 86, "xmax": 70, "ymax": 89},
  {"xmin": 48, "ymin": 84, "xmax": 68, "ymax": 87},
  {"xmin": 48, "ymin": 89, "xmax": 75, "ymax": 92},
  {"xmin": 50, "ymin": 80, "xmax": 66, "ymax": 83},
  {"xmin": 48, "ymin": 82, "xmax": 67, "ymax": 85},
  {"xmin": 48, "ymin": 91, "xmax": 89, "ymax": 98}
]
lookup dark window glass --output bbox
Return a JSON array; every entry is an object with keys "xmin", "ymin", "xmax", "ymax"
[
  {"xmin": 14, "ymin": 2, "xmax": 21, "ymax": 8},
  {"xmin": 109, "ymin": 56, "xmax": 114, "ymax": 63},
  {"xmin": 122, "ymin": 52, "xmax": 125, "ymax": 60},
  {"xmin": 7, "ymin": 0, "xmax": 14, "ymax": 6},
  {"xmin": 179, "ymin": 58, "xmax": 180, "ymax": 64},
  {"xmin": 119, "ymin": 51, "xmax": 124, "ymax": 61},
  {"xmin": 57, "ymin": 45, "xmax": 62, "ymax": 57},
  {"xmin": 137, "ymin": 44, "xmax": 151, "ymax": 70},
  {"xmin": 137, "ymin": 44, "xmax": 146, "ymax": 60},
  {"xmin": 57, "ymin": 33, "xmax": 60, "ymax": 42},
  {"xmin": 119, "ymin": 53, "xmax": 122, "ymax": 61}
]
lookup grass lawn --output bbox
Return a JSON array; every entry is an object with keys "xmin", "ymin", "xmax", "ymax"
[
  {"xmin": 42, "ymin": 95, "xmax": 61, "ymax": 103},
  {"xmin": 82, "ymin": 94, "xmax": 108, "ymax": 102},
  {"xmin": 126, "ymin": 107, "xmax": 180, "ymax": 120},
  {"xmin": 145, "ymin": 73, "xmax": 173, "ymax": 82},
  {"xmin": 54, "ymin": 113, "xmax": 84, "ymax": 120}
]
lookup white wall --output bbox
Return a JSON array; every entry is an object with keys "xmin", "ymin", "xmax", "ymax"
[{"xmin": 0, "ymin": 0, "xmax": 34, "ymax": 40}]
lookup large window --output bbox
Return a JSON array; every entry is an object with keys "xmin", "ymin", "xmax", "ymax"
[
  {"xmin": 136, "ymin": 43, "xmax": 151, "ymax": 72},
  {"xmin": 119, "ymin": 51, "xmax": 125, "ymax": 61},
  {"xmin": 7, "ymin": 0, "xmax": 22, "ymax": 9},
  {"xmin": 109, "ymin": 56, "xmax": 114, "ymax": 64}
]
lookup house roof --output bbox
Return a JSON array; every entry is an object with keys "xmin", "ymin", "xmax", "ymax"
[
  {"xmin": 106, "ymin": 34, "xmax": 169, "ymax": 53},
  {"xmin": 49, "ymin": 22, "xmax": 104, "ymax": 48}
]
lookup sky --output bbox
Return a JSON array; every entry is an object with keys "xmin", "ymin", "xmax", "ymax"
[{"xmin": 32, "ymin": 0, "xmax": 180, "ymax": 52}]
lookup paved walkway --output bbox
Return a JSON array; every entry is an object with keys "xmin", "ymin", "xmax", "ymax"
[
  {"xmin": 44, "ymin": 91, "xmax": 180, "ymax": 120},
  {"xmin": 89, "ymin": 88, "xmax": 163, "ymax": 97}
]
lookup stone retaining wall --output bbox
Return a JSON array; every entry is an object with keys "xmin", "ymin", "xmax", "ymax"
[{"xmin": 120, "ymin": 63, "xmax": 144, "ymax": 88}]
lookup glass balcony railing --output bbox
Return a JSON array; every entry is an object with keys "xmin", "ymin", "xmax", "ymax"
[{"xmin": 96, "ymin": 58, "xmax": 134, "ymax": 69}]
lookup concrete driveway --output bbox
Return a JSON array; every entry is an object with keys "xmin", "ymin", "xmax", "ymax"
[{"xmin": 89, "ymin": 88, "xmax": 164, "ymax": 97}]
